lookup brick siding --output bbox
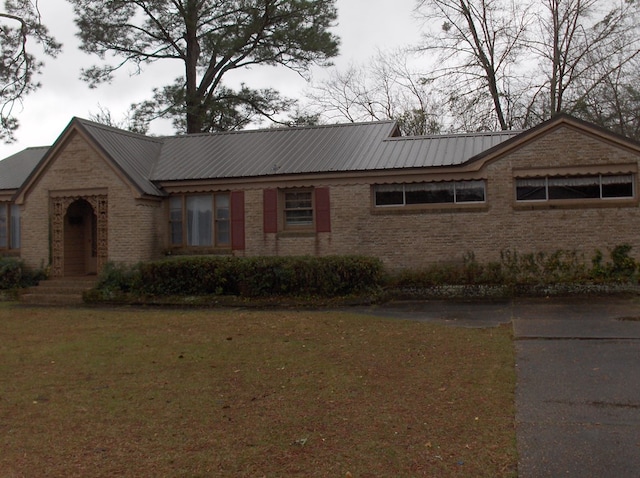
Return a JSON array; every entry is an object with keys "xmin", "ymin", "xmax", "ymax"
[
  {"xmin": 17, "ymin": 123, "xmax": 640, "ymax": 274},
  {"xmin": 21, "ymin": 132, "xmax": 164, "ymax": 273}
]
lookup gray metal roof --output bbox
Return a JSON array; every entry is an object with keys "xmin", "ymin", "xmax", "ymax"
[
  {"xmin": 0, "ymin": 119, "xmax": 522, "ymax": 195},
  {"xmin": 152, "ymin": 123, "xmax": 518, "ymax": 181},
  {"xmin": 365, "ymin": 130, "xmax": 521, "ymax": 170},
  {"xmin": 152, "ymin": 121, "xmax": 399, "ymax": 181},
  {"xmin": 77, "ymin": 119, "xmax": 165, "ymax": 196},
  {"xmin": 0, "ymin": 146, "xmax": 48, "ymax": 190}
]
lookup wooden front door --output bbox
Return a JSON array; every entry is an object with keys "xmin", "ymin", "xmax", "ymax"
[{"xmin": 64, "ymin": 199, "xmax": 98, "ymax": 276}]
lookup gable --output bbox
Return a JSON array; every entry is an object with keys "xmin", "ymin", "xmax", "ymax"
[
  {"xmin": 15, "ymin": 119, "xmax": 165, "ymax": 204},
  {"xmin": 466, "ymin": 114, "xmax": 640, "ymax": 171}
]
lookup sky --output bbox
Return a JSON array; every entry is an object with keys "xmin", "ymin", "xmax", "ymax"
[{"xmin": 0, "ymin": 0, "xmax": 422, "ymax": 159}]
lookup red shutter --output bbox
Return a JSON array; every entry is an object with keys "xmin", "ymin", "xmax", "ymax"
[
  {"xmin": 315, "ymin": 187, "xmax": 331, "ymax": 233},
  {"xmin": 230, "ymin": 191, "xmax": 245, "ymax": 250},
  {"xmin": 263, "ymin": 189, "xmax": 278, "ymax": 233}
]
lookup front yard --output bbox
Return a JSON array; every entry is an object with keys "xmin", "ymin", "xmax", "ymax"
[{"xmin": 0, "ymin": 304, "xmax": 516, "ymax": 477}]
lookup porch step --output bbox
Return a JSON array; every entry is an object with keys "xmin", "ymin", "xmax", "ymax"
[{"xmin": 20, "ymin": 277, "xmax": 98, "ymax": 306}]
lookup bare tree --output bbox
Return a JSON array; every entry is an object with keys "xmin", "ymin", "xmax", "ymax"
[
  {"xmin": 415, "ymin": 0, "xmax": 532, "ymax": 130},
  {"xmin": 0, "ymin": 0, "xmax": 61, "ymax": 142},
  {"xmin": 572, "ymin": 56, "xmax": 640, "ymax": 141},
  {"xmin": 304, "ymin": 50, "xmax": 443, "ymax": 135},
  {"xmin": 526, "ymin": 0, "xmax": 640, "ymax": 122},
  {"xmin": 414, "ymin": 0, "xmax": 640, "ymax": 133}
]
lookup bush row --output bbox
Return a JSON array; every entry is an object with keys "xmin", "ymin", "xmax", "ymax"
[
  {"xmin": 96, "ymin": 255, "xmax": 385, "ymax": 298},
  {"xmin": 390, "ymin": 245, "xmax": 639, "ymax": 289}
]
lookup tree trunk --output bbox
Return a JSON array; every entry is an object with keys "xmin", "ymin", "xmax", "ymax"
[
  {"xmin": 459, "ymin": 0, "xmax": 508, "ymax": 130},
  {"xmin": 184, "ymin": 0, "xmax": 202, "ymax": 134}
]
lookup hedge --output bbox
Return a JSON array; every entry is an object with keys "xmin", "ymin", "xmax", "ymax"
[{"xmin": 95, "ymin": 255, "xmax": 385, "ymax": 298}]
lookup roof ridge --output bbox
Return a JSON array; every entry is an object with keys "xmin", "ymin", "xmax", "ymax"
[
  {"xmin": 393, "ymin": 130, "xmax": 522, "ymax": 141},
  {"xmin": 165, "ymin": 120, "xmax": 398, "ymax": 141},
  {"xmin": 75, "ymin": 117, "xmax": 165, "ymax": 145}
]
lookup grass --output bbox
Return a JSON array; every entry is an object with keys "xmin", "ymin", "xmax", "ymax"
[{"xmin": 0, "ymin": 304, "xmax": 516, "ymax": 477}]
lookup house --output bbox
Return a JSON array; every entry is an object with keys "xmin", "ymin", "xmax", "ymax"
[{"xmin": 1, "ymin": 113, "xmax": 639, "ymax": 277}]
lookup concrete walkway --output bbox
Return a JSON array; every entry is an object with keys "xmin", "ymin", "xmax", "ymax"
[{"xmin": 351, "ymin": 298, "xmax": 640, "ymax": 477}]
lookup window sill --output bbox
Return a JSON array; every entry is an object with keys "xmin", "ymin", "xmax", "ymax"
[
  {"xmin": 166, "ymin": 247, "xmax": 232, "ymax": 256},
  {"xmin": 371, "ymin": 203, "xmax": 489, "ymax": 215},
  {"xmin": 276, "ymin": 230, "xmax": 317, "ymax": 238},
  {"xmin": 0, "ymin": 250, "xmax": 20, "ymax": 257},
  {"xmin": 513, "ymin": 198, "xmax": 638, "ymax": 210}
]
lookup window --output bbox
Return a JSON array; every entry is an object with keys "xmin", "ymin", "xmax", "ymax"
[
  {"xmin": 373, "ymin": 180, "xmax": 486, "ymax": 207},
  {"xmin": 0, "ymin": 203, "xmax": 20, "ymax": 250},
  {"xmin": 516, "ymin": 175, "xmax": 634, "ymax": 202},
  {"xmin": 169, "ymin": 193, "xmax": 230, "ymax": 247},
  {"xmin": 263, "ymin": 188, "xmax": 331, "ymax": 233},
  {"xmin": 284, "ymin": 190, "xmax": 313, "ymax": 226}
]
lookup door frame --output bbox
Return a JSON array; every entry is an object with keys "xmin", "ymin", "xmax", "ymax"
[{"xmin": 51, "ymin": 192, "xmax": 108, "ymax": 277}]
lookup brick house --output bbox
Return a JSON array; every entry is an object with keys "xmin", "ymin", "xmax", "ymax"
[{"xmin": 1, "ymin": 113, "xmax": 639, "ymax": 277}]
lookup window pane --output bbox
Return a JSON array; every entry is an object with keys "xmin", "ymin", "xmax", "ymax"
[
  {"xmin": 169, "ymin": 197, "xmax": 182, "ymax": 221},
  {"xmin": 216, "ymin": 194, "xmax": 230, "ymax": 220},
  {"xmin": 548, "ymin": 176, "xmax": 599, "ymax": 200},
  {"xmin": 374, "ymin": 185, "xmax": 404, "ymax": 206},
  {"xmin": 0, "ymin": 204, "xmax": 7, "ymax": 248},
  {"xmin": 285, "ymin": 192, "xmax": 312, "ymax": 209},
  {"xmin": 187, "ymin": 195, "xmax": 212, "ymax": 246},
  {"xmin": 455, "ymin": 180, "xmax": 485, "ymax": 202},
  {"xmin": 406, "ymin": 183, "xmax": 454, "ymax": 204},
  {"xmin": 286, "ymin": 209, "xmax": 314, "ymax": 225},
  {"xmin": 216, "ymin": 220, "xmax": 230, "ymax": 245},
  {"xmin": 215, "ymin": 194, "xmax": 230, "ymax": 245},
  {"xmin": 602, "ymin": 175, "xmax": 633, "ymax": 198},
  {"xmin": 516, "ymin": 179, "xmax": 546, "ymax": 201},
  {"xmin": 169, "ymin": 197, "xmax": 183, "ymax": 245},
  {"xmin": 285, "ymin": 191, "xmax": 313, "ymax": 226},
  {"xmin": 10, "ymin": 204, "xmax": 20, "ymax": 249}
]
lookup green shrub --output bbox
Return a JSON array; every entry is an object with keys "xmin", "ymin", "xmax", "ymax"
[
  {"xmin": 94, "ymin": 255, "xmax": 384, "ymax": 298},
  {"xmin": 390, "ymin": 246, "xmax": 638, "ymax": 290},
  {"xmin": 96, "ymin": 262, "xmax": 141, "ymax": 293},
  {"xmin": 0, "ymin": 258, "xmax": 46, "ymax": 290},
  {"xmin": 591, "ymin": 244, "xmax": 638, "ymax": 282}
]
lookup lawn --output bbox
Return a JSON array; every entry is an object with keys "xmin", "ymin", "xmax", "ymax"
[{"xmin": 0, "ymin": 304, "xmax": 516, "ymax": 477}]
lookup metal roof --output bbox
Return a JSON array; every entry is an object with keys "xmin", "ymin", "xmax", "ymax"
[
  {"xmin": 152, "ymin": 121, "xmax": 399, "ymax": 181},
  {"xmin": 0, "ymin": 119, "xmax": 523, "ymax": 195},
  {"xmin": 77, "ymin": 119, "xmax": 165, "ymax": 196},
  {"xmin": 0, "ymin": 146, "xmax": 48, "ymax": 190},
  {"xmin": 365, "ymin": 131, "xmax": 521, "ymax": 170}
]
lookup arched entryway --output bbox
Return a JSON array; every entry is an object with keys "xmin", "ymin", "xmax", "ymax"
[
  {"xmin": 64, "ymin": 199, "xmax": 98, "ymax": 276},
  {"xmin": 50, "ymin": 193, "xmax": 108, "ymax": 278}
]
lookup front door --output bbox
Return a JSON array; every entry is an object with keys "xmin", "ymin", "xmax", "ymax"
[{"xmin": 64, "ymin": 199, "xmax": 98, "ymax": 276}]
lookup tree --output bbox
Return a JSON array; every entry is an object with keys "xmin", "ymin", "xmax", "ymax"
[
  {"xmin": 527, "ymin": 0, "xmax": 640, "ymax": 122},
  {"xmin": 572, "ymin": 56, "xmax": 640, "ymax": 141},
  {"xmin": 0, "ymin": 0, "xmax": 60, "ymax": 142},
  {"xmin": 415, "ymin": 0, "xmax": 531, "ymax": 130},
  {"xmin": 304, "ymin": 50, "xmax": 444, "ymax": 135},
  {"xmin": 414, "ymin": 0, "xmax": 640, "ymax": 133},
  {"xmin": 69, "ymin": 0, "xmax": 339, "ymax": 134}
]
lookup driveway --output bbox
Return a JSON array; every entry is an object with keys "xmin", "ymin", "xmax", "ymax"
[
  {"xmin": 513, "ymin": 299, "xmax": 640, "ymax": 478},
  {"xmin": 351, "ymin": 298, "xmax": 640, "ymax": 477}
]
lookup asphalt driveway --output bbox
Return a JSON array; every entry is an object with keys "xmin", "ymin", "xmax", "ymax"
[
  {"xmin": 352, "ymin": 297, "xmax": 640, "ymax": 477},
  {"xmin": 513, "ymin": 299, "xmax": 640, "ymax": 478}
]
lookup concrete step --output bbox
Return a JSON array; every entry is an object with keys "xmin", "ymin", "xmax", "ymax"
[{"xmin": 20, "ymin": 277, "xmax": 98, "ymax": 306}]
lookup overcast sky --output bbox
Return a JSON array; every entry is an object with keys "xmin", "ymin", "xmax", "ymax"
[{"xmin": 0, "ymin": 0, "xmax": 422, "ymax": 159}]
